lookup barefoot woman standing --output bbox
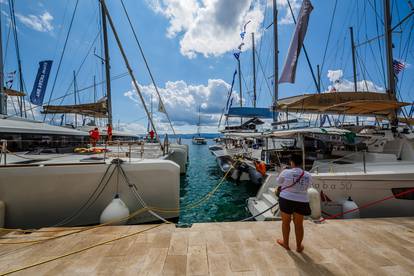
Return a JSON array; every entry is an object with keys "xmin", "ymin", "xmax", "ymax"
[{"xmin": 275, "ymin": 154, "xmax": 312, "ymax": 253}]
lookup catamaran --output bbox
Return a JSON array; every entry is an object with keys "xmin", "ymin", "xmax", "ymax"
[
  {"xmin": 0, "ymin": 0, "xmax": 185, "ymax": 228},
  {"xmin": 247, "ymin": 0, "xmax": 414, "ymax": 219}
]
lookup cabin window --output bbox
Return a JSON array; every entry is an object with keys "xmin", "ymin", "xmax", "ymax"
[{"xmin": 391, "ymin": 188, "xmax": 414, "ymax": 200}]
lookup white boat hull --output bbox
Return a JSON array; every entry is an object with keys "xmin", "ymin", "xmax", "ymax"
[
  {"xmin": 0, "ymin": 160, "xmax": 180, "ymax": 229},
  {"xmin": 248, "ymin": 166, "xmax": 414, "ymax": 220}
]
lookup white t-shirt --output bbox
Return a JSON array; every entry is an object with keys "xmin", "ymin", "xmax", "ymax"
[{"xmin": 276, "ymin": 167, "xmax": 312, "ymax": 202}]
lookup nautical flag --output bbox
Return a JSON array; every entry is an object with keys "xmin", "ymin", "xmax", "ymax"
[
  {"xmin": 6, "ymin": 70, "xmax": 16, "ymax": 89},
  {"xmin": 158, "ymin": 99, "xmax": 166, "ymax": 114},
  {"xmin": 240, "ymin": 20, "xmax": 251, "ymax": 40},
  {"xmin": 393, "ymin": 59, "xmax": 406, "ymax": 75},
  {"xmin": 30, "ymin": 60, "xmax": 53, "ymax": 105},
  {"xmin": 233, "ymin": 51, "xmax": 241, "ymax": 60},
  {"xmin": 279, "ymin": 0, "xmax": 313, "ymax": 83},
  {"xmin": 240, "ymin": 31, "xmax": 246, "ymax": 40},
  {"xmin": 238, "ymin": 42, "xmax": 245, "ymax": 50}
]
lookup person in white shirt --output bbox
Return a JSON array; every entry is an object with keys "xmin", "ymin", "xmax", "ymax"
[{"xmin": 275, "ymin": 154, "xmax": 312, "ymax": 253}]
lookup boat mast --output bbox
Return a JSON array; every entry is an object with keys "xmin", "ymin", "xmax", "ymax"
[
  {"xmin": 238, "ymin": 53, "xmax": 242, "ymax": 124},
  {"xmin": 350, "ymin": 26, "xmax": 359, "ymax": 126},
  {"xmin": 350, "ymin": 27, "xmax": 357, "ymax": 93},
  {"xmin": 99, "ymin": 0, "xmax": 160, "ymax": 143},
  {"xmin": 100, "ymin": 0, "xmax": 112, "ymax": 126},
  {"xmin": 383, "ymin": 0, "xmax": 397, "ymax": 124},
  {"xmin": 0, "ymin": 7, "xmax": 5, "ymax": 116},
  {"xmin": 9, "ymin": 0, "xmax": 25, "ymax": 118},
  {"xmin": 252, "ymin": 32, "xmax": 256, "ymax": 108},
  {"xmin": 197, "ymin": 105, "xmax": 201, "ymax": 136},
  {"xmin": 73, "ymin": 71, "xmax": 77, "ymax": 128},
  {"xmin": 272, "ymin": 0, "xmax": 279, "ymax": 125}
]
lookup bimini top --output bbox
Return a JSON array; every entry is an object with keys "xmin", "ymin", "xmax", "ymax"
[
  {"xmin": 276, "ymin": 92, "xmax": 410, "ymax": 117},
  {"xmin": 42, "ymin": 98, "xmax": 108, "ymax": 118},
  {"xmin": 226, "ymin": 107, "xmax": 274, "ymax": 119},
  {"xmin": 267, "ymin": 127, "xmax": 351, "ymax": 138}
]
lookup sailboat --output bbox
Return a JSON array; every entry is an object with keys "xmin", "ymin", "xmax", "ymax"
[
  {"xmin": 192, "ymin": 106, "xmax": 207, "ymax": 145},
  {"xmin": 247, "ymin": 0, "xmax": 414, "ymax": 219},
  {"xmin": 0, "ymin": 0, "xmax": 182, "ymax": 229}
]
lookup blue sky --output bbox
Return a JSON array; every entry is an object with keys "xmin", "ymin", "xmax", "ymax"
[{"xmin": 2, "ymin": 0, "xmax": 413, "ymax": 134}]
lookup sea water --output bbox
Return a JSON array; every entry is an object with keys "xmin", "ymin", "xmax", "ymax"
[{"xmin": 179, "ymin": 139, "xmax": 258, "ymax": 224}]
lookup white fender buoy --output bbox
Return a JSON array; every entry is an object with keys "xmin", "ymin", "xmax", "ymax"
[
  {"xmin": 0, "ymin": 201, "xmax": 5, "ymax": 227},
  {"xmin": 307, "ymin": 187, "xmax": 321, "ymax": 220},
  {"xmin": 100, "ymin": 195, "xmax": 130, "ymax": 225},
  {"xmin": 342, "ymin": 197, "xmax": 360, "ymax": 219}
]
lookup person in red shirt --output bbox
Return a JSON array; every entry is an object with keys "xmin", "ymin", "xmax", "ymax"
[
  {"xmin": 149, "ymin": 129, "xmax": 155, "ymax": 142},
  {"xmin": 106, "ymin": 124, "xmax": 113, "ymax": 142},
  {"xmin": 89, "ymin": 127, "xmax": 100, "ymax": 147}
]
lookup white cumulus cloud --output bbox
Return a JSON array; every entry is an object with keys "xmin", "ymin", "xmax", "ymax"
[
  {"xmin": 146, "ymin": 0, "xmax": 265, "ymax": 58},
  {"xmin": 326, "ymin": 69, "xmax": 384, "ymax": 92},
  {"xmin": 124, "ymin": 79, "xmax": 241, "ymax": 127},
  {"xmin": 16, "ymin": 11, "xmax": 54, "ymax": 32}
]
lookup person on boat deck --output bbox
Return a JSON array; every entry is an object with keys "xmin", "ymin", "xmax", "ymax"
[
  {"xmin": 254, "ymin": 160, "xmax": 267, "ymax": 176},
  {"xmin": 89, "ymin": 127, "xmax": 100, "ymax": 147},
  {"xmin": 106, "ymin": 124, "xmax": 113, "ymax": 142},
  {"xmin": 149, "ymin": 129, "xmax": 155, "ymax": 142},
  {"xmin": 275, "ymin": 154, "xmax": 312, "ymax": 253}
]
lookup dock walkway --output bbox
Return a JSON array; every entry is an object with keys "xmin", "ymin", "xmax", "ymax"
[{"xmin": 0, "ymin": 218, "xmax": 413, "ymax": 275}]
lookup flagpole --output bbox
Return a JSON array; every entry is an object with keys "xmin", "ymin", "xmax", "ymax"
[{"xmin": 272, "ymin": 0, "xmax": 279, "ymax": 126}]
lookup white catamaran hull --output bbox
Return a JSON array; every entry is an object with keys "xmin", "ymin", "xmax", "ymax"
[
  {"xmin": 248, "ymin": 165, "xmax": 414, "ymax": 220},
  {"xmin": 0, "ymin": 159, "xmax": 180, "ymax": 229},
  {"xmin": 312, "ymin": 170, "xmax": 414, "ymax": 218}
]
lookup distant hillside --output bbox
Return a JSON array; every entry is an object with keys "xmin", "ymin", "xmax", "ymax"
[
  {"xmin": 137, "ymin": 133, "xmax": 221, "ymax": 139},
  {"xmin": 168, "ymin": 133, "xmax": 221, "ymax": 139}
]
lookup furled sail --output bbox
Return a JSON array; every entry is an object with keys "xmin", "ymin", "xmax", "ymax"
[
  {"xmin": 42, "ymin": 97, "xmax": 108, "ymax": 118},
  {"xmin": 279, "ymin": 0, "xmax": 313, "ymax": 84}
]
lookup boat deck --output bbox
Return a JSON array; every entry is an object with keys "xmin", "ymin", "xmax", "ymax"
[{"xmin": 0, "ymin": 218, "xmax": 413, "ymax": 275}]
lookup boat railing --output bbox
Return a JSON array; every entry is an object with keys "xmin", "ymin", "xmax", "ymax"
[{"xmin": 310, "ymin": 151, "xmax": 368, "ymax": 174}]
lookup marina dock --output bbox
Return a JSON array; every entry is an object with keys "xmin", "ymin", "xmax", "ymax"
[{"xmin": 1, "ymin": 217, "xmax": 413, "ymax": 275}]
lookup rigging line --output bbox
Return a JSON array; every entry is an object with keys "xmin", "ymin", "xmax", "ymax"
[
  {"xmin": 355, "ymin": 52, "xmax": 370, "ymax": 91},
  {"xmin": 49, "ymin": 30, "xmax": 101, "ymax": 121},
  {"xmin": 3, "ymin": 12, "xmax": 11, "ymax": 69},
  {"xmin": 52, "ymin": 0, "xmax": 70, "ymax": 62},
  {"xmin": 120, "ymin": 0, "xmax": 176, "ymax": 136},
  {"xmin": 367, "ymin": 0, "xmax": 385, "ymax": 26},
  {"xmin": 397, "ymin": 17, "xmax": 414, "ymax": 94},
  {"xmin": 255, "ymin": 49, "xmax": 273, "ymax": 99},
  {"xmin": 21, "ymin": 78, "xmax": 35, "ymax": 120},
  {"xmin": 43, "ymin": 0, "xmax": 79, "ymax": 122},
  {"xmin": 8, "ymin": 0, "xmax": 26, "ymax": 117},
  {"xmin": 374, "ymin": 0, "xmax": 387, "ymax": 87},
  {"xmin": 218, "ymin": 65, "xmax": 238, "ymax": 129},
  {"xmin": 396, "ymin": 0, "xmax": 403, "ymax": 56},
  {"xmin": 319, "ymin": 0, "xmax": 338, "ymax": 81}
]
